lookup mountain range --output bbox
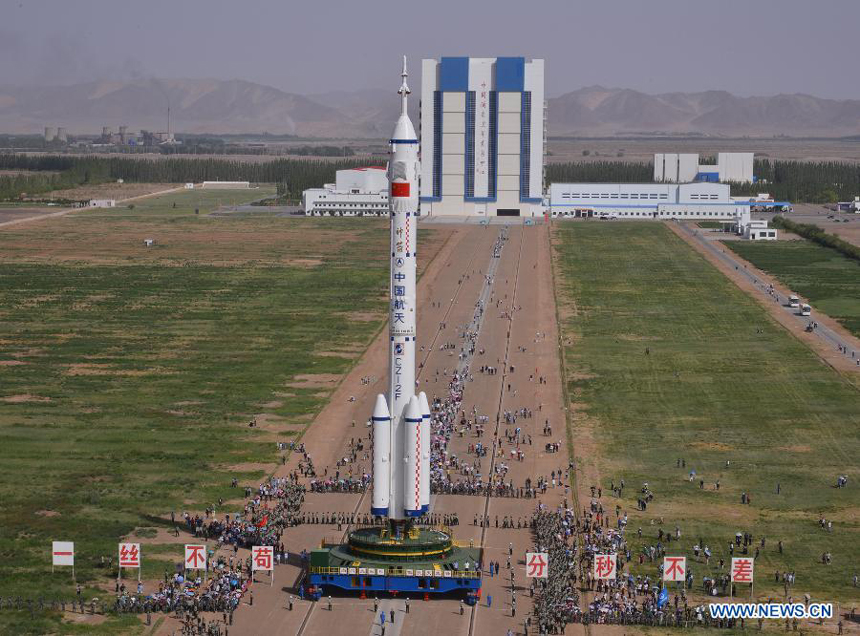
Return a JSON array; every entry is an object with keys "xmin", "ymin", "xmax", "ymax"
[{"xmin": 1, "ymin": 78, "xmax": 859, "ymax": 138}]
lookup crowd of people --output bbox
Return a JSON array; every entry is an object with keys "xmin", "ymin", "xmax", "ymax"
[
  {"xmin": 530, "ymin": 504, "xmax": 581, "ymax": 633},
  {"xmin": 183, "ymin": 477, "xmax": 305, "ymax": 549}
]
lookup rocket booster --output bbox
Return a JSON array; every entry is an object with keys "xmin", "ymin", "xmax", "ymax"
[
  {"xmin": 371, "ymin": 56, "xmax": 425, "ymax": 520},
  {"xmin": 418, "ymin": 391, "xmax": 431, "ymax": 512},
  {"xmin": 370, "ymin": 394, "xmax": 391, "ymax": 515}
]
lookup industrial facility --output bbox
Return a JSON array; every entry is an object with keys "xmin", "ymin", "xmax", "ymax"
[
  {"xmin": 653, "ymin": 152, "xmax": 755, "ymax": 183},
  {"xmin": 302, "ymin": 167, "xmax": 388, "ymax": 216},
  {"xmin": 44, "ymin": 127, "xmax": 67, "ymax": 142},
  {"xmin": 94, "ymin": 126, "xmax": 177, "ymax": 146},
  {"xmin": 549, "ymin": 181, "xmax": 753, "ymax": 220},
  {"xmin": 419, "ymin": 57, "xmax": 545, "ymax": 217}
]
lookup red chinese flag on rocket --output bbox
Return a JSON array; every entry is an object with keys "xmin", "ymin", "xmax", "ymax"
[{"xmin": 391, "ymin": 182, "xmax": 410, "ymax": 197}]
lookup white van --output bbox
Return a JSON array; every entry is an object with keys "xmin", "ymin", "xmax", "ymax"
[
  {"xmin": 788, "ymin": 295, "xmax": 800, "ymax": 308},
  {"xmin": 800, "ymin": 304, "xmax": 811, "ymax": 316}
]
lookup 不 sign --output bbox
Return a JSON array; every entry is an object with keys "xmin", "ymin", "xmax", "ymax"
[
  {"xmin": 593, "ymin": 554, "xmax": 616, "ymax": 580},
  {"xmin": 663, "ymin": 556, "xmax": 686, "ymax": 582},
  {"xmin": 184, "ymin": 544, "xmax": 207, "ymax": 570},
  {"xmin": 119, "ymin": 543, "xmax": 141, "ymax": 568},
  {"xmin": 252, "ymin": 546, "xmax": 274, "ymax": 571},
  {"xmin": 731, "ymin": 557, "xmax": 754, "ymax": 583},
  {"xmin": 52, "ymin": 541, "xmax": 74, "ymax": 567},
  {"xmin": 525, "ymin": 552, "xmax": 548, "ymax": 578}
]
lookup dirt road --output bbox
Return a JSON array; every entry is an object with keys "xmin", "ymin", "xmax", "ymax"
[{"xmin": 0, "ymin": 185, "xmax": 185, "ymax": 229}]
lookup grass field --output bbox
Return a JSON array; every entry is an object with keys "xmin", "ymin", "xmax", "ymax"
[
  {"xmin": 0, "ymin": 189, "xmax": 449, "ymax": 633},
  {"xmin": 73, "ymin": 186, "xmax": 275, "ymax": 217},
  {"xmin": 553, "ymin": 222, "xmax": 860, "ymax": 605},
  {"xmin": 725, "ymin": 239, "xmax": 860, "ymax": 338}
]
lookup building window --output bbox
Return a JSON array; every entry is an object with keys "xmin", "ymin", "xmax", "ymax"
[
  {"xmin": 489, "ymin": 91, "xmax": 498, "ymax": 199},
  {"xmin": 465, "ymin": 91, "xmax": 475, "ymax": 198},
  {"xmin": 433, "ymin": 91, "xmax": 442, "ymax": 199},
  {"xmin": 520, "ymin": 91, "xmax": 531, "ymax": 200}
]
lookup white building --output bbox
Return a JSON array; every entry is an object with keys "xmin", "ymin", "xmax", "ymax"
[
  {"xmin": 201, "ymin": 181, "xmax": 250, "ymax": 189},
  {"xmin": 732, "ymin": 210, "xmax": 777, "ymax": 240},
  {"xmin": 88, "ymin": 199, "xmax": 116, "ymax": 208},
  {"xmin": 302, "ymin": 166, "xmax": 389, "ymax": 216},
  {"xmin": 654, "ymin": 153, "xmax": 755, "ymax": 183},
  {"xmin": 550, "ymin": 182, "xmax": 750, "ymax": 220},
  {"xmin": 419, "ymin": 57, "xmax": 545, "ymax": 217}
]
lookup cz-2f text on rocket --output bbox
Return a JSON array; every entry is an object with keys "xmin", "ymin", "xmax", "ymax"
[{"xmin": 371, "ymin": 57, "xmax": 430, "ymax": 523}]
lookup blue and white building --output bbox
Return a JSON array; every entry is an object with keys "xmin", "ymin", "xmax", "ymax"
[
  {"xmin": 419, "ymin": 57, "xmax": 545, "ymax": 217},
  {"xmin": 549, "ymin": 182, "xmax": 751, "ymax": 220}
]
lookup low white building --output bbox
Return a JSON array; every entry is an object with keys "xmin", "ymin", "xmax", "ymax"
[
  {"xmin": 732, "ymin": 211, "xmax": 777, "ymax": 240},
  {"xmin": 550, "ymin": 182, "xmax": 749, "ymax": 220},
  {"xmin": 201, "ymin": 181, "xmax": 250, "ymax": 189},
  {"xmin": 88, "ymin": 199, "xmax": 116, "ymax": 208},
  {"xmin": 302, "ymin": 167, "xmax": 389, "ymax": 216}
]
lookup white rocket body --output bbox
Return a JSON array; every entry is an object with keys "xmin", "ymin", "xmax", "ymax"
[{"xmin": 371, "ymin": 56, "xmax": 423, "ymax": 520}]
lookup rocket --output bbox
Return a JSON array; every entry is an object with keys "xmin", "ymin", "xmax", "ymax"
[{"xmin": 371, "ymin": 57, "xmax": 429, "ymax": 520}]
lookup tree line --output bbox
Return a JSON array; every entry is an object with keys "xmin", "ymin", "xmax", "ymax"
[
  {"xmin": 730, "ymin": 159, "xmax": 860, "ymax": 203},
  {"xmin": 0, "ymin": 155, "xmax": 377, "ymax": 201},
  {"xmin": 771, "ymin": 216, "xmax": 860, "ymax": 263},
  {"xmin": 3, "ymin": 154, "xmax": 858, "ymax": 203},
  {"xmin": 546, "ymin": 161, "xmax": 653, "ymax": 184}
]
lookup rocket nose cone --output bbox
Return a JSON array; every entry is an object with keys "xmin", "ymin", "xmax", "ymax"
[
  {"xmin": 418, "ymin": 391, "xmax": 430, "ymax": 418},
  {"xmin": 405, "ymin": 395, "xmax": 421, "ymax": 420},
  {"xmin": 373, "ymin": 394, "xmax": 391, "ymax": 419}
]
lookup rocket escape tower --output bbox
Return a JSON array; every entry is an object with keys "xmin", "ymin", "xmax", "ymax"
[{"xmin": 305, "ymin": 58, "xmax": 481, "ymax": 602}]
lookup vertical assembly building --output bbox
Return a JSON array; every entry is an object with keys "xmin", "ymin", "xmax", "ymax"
[{"xmin": 419, "ymin": 57, "xmax": 545, "ymax": 217}]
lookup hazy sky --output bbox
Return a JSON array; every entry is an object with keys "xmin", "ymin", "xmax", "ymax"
[{"xmin": 2, "ymin": 0, "xmax": 859, "ymax": 99}]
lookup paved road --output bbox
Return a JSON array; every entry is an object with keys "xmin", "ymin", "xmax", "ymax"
[{"xmin": 678, "ymin": 222, "xmax": 860, "ymax": 365}]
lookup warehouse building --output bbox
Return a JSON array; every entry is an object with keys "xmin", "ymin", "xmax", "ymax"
[
  {"xmin": 201, "ymin": 181, "xmax": 250, "ymax": 189},
  {"xmin": 550, "ymin": 182, "xmax": 750, "ymax": 220},
  {"xmin": 419, "ymin": 57, "xmax": 545, "ymax": 217},
  {"xmin": 654, "ymin": 153, "xmax": 755, "ymax": 183},
  {"xmin": 303, "ymin": 167, "xmax": 388, "ymax": 216}
]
